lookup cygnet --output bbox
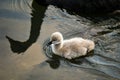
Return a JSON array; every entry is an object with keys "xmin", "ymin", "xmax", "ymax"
[{"xmin": 47, "ymin": 32, "xmax": 95, "ymax": 59}]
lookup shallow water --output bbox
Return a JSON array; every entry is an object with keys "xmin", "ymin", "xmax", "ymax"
[{"xmin": 0, "ymin": 0, "xmax": 120, "ymax": 80}]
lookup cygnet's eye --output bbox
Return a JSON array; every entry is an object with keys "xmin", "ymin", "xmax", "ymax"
[
  {"xmin": 53, "ymin": 39, "xmax": 56, "ymax": 41},
  {"xmin": 52, "ymin": 37, "xmax": 57, "ymax": 41}
]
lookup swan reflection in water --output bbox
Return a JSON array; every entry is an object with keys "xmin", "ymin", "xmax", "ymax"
[{"xmin": 46, "ymin": 32, "xmax": 95, "ymax": 59}]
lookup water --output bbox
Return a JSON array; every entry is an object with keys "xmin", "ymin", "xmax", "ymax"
[{"xmin": 0, "ymin": 0, "xmax": 120, "ymax": 80}]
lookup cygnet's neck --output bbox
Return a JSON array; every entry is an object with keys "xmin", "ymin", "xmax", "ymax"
[
  {"xmin": 52, "ymin": 40, "xmax": 63, "ymax": 54},
  {"xmin": 54, "ymin": 40, "xmax": 63, "ymax": 49}
]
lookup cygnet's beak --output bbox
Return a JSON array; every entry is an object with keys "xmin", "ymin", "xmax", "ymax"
[
  {"xmin": 47, "ymin": 41, "xmax": 60, "ymax": 46},
  {"xmin": 47, "ymin": 41, "xmax": 52, "ymax": 46}
]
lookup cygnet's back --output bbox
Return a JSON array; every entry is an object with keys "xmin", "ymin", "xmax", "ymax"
[
  {"xmin": 49, "ymin": 32, "xmax": 95, "ymax": 59},
  {"xmin": 57, "ymin": 38, "xmax": 95, "ymax": 59}
]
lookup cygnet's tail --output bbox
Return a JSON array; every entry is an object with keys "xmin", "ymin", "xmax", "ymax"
[{"xmin": 87, "ymin": 40, "xmax": 95, "ymax": 52}]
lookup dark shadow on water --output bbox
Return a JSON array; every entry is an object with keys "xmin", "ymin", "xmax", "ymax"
[
  {"xmin": 46, "ymin": 59, "xmax": 60, "ymax": 69},
  {"xmin": 46, "ymin": 54, "xmax": 61, "ymax": 69},
  {"xmin": 6, "ymin": 0, "xmax": 47, "ymax": 53}
]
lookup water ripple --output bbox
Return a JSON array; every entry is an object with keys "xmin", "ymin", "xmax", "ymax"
[{"xmin": 11, "ymin": 0, "xmax": 32, "ymax": 17}]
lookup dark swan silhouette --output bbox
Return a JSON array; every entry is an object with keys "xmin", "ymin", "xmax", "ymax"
[
  {"xmin": 6, "ymin": 0, "xmax": 47, "ymax": 53},
  {"xmin": 36, "ymin": 0, "xmax": 120, "ymax": 15},
  {"xmin": 6, "ymin": 0, "xmax": 120, "ymax": 53}
]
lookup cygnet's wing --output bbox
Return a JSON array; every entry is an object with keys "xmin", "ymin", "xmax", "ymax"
[
  {"xmin": 63, "ymin": 47, "xmax": 87, "ymax": 59},
  {"xmin": 62, "ymin": 39, "xmax": 88, "ymax": 59},
  {"xmin": 72, "ymin": 47, "xmax": 88, "ymax": 57}
]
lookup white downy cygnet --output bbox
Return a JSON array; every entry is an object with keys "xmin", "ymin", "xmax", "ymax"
[{"xmin": 48, "ymin": 32, "xmax": 95, "ymax": 59}]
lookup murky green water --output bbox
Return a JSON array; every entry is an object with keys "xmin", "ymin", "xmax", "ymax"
[{"xmin": 0, "ymin": 0, "xmax": 120, "ymax": 80}]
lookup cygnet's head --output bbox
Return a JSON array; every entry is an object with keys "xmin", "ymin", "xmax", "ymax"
[{"xmin": 47, "ymin": 32, "xmax": 63, "ymax": 46}]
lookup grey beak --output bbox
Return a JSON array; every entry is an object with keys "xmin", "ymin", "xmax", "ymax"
[{"xmin": 47, "ymin": 41, "xmax": 52, "ymax": 46}]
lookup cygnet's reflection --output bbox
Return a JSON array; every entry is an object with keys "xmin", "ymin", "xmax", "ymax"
[{"xmin": 47, "ymin": 32, "xmax": 95, "ymax": 59}]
